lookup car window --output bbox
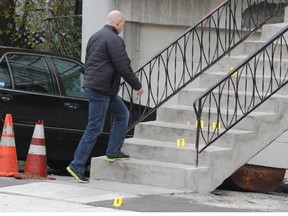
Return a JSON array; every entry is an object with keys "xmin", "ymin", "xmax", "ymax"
[
  {"xmin": 0, "ymin": 58, "xmax": 12, "ymax": 88},
  {"xmin": 7, "ymin": 54, "xmax": 54, "ymax": 94},
  {"xmin": 52, "ymin": 58, "xmax": 84, "ymax": 98}
]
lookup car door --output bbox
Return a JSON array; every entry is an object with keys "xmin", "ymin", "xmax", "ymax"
[
  {"xmin": 0, "ymin": 53, "xmax": 63, "ymax": 160},
  {"xmin": 50, "ymin": 57, "xmax": 111, "ymax": 162}
]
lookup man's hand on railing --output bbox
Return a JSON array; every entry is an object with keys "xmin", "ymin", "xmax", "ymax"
[{"xmin": 137, "ymin": 87, "xmax": 144, "ymax": 96}]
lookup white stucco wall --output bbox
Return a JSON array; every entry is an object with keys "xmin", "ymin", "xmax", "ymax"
[
  {"xmin": 81, "ymin": 0, "xmax": 223, "ymax": 66},
  {"xmin": 81, "ymin": 0, "xmax": 115, "ymax": 62}
]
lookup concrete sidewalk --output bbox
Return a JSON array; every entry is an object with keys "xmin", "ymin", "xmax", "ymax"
[
  {"xmin": 0, "ymin": 175, "xmax": 182, "ymax": 212},
  {"xmin": 0, "ymin": 175, "xmax": 288, "ymax": 212}
]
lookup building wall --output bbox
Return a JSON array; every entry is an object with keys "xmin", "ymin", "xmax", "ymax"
[
  {"xmin": 81, "ymin": 0, "xmax": 280, "ymax": 67},
  {"xmin": 81, "ymin": 0, "xmax": 115, "ymax": 61},
  {"xmin": 114, "ymin": 0, "xmax": 217, "ymax": 26},
  {"xmin": 81, "ymin": 0, "xmax": 222, "ymax": 66}
]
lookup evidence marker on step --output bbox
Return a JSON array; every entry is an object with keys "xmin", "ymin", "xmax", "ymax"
[
  {"xmin": 212, "ymin": 122, "xmax": 221, "ymax": 130},
  {"xmin": 229, "ymin": 67, "xmax": 238, "ymax": 75},
  {"xmin": 177, "ymin": 138, "xmax": 185, "ymax": 147},
  {"xmin": 195, "ymin": 120, "xmax": 204, "ymax": 128}
]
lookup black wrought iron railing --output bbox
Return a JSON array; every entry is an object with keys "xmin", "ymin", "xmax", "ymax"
[
  {"xmin": 193, "ymin": 25, "xmax": 288, "ymax": 166},
  {"xmin": 120, "ymin": 0, "xmax": 288, "ymax": 133}
]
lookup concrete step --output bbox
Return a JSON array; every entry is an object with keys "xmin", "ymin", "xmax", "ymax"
[
  {"xmin": 178, "ymin": 87, "xmax": 288, "ymax": 112},
  {"xmin": 157, "ymin": 104, "xmax": 277, "ymax": 130},
  {"xmin": 199, "ymin": 71, "xmax": 288, "ymax": 93},
  {"xmin": 231, "ymin": 39, "xmax": 288, "ymax": 57},
  {"xmin": 133, "ymin": 120, "xmax": 255, "ymax": 147},
  {"xmin": 90, "ymin": 156, "xmax": 209, "ymax": 191},
  {"xmin": 122, "ymin": 137, "xmax": 232, "ymax": 166},
  {"xmin": 260, "ymin": 23, "xmax": 288, "ymax": 41},
  {"xmin": 206, "ymin": 55, "xmax": 288, "ymax": 75}
]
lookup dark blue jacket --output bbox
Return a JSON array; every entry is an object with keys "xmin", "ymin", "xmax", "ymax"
[{"xmin": 83, "ymin": 25, "xmax": 142, "ymax": 96}]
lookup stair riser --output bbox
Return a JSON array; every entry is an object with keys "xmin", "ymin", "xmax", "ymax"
[
  {"xmin": 122, "ymin": 143, "xmax": 197, "ymax": 165},
  {"xmin": 90, "ymin": 157, "xmax": 207, "ymax": 191},
  {"xmin": 200, "ymin": 72, "xmax": 288, "ymax": 94},
  {"xmin": 231, "ymin": 42, "xmax": 288, "ymax": 57},
  {"xmin": 123, "ymin": 140, "xmax": 234, "ymax": 167},
  {"xmin": 207, "ymin": 58, "xmax": 288, "ymax": 75},
  {"xmin": 134, "ymin": 124, "xmax": 196, "ymax": 144},
  {"xmin": 157, "ymin": 107, "xmax": 276, "ymax": 131},
  {"xmin": 261, "ymin": 24, "xmax": 288, "ymax": 41},
  {"xmin": 178, "ymin": 90, "xmax": 284, "ymax": 112},
  {"xmin": 134, "ymin": 123, "xmax": 254, "ymax": 146}
]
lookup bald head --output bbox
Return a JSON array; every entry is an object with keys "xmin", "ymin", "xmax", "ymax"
[{"xmin": 106, "ymin": 10, "xmax": 125, "ymax": 33}]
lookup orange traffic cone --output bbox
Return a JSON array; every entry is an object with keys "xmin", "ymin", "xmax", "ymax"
[
  {"xmin": 23, "ymin": 120, "xmax": 47, "ymax": 178},
  {"xmin": 0, "ymin": 114, "xmax": 19, "ymax": 177}
]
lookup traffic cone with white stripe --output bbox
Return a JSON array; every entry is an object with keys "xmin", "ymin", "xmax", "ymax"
[
  {"xmin": 0, "ymin": 114, "xmax": 19, "ymax": 177},
  {"xmin": 23, "ymin": 120, "xmax": 47, "ymax": 178}
]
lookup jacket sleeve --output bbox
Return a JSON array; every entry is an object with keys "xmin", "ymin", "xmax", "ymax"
[{"xmin": 107, "ymin": 37, "xmax": 142, "ymax": 90}]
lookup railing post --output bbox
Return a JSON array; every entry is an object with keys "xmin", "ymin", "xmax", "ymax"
[{"xmin": 195, "ymin": 99, "xmax": 202, "ymax": 167}]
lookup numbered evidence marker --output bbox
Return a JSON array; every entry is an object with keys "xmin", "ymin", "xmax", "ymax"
[
  {"xmin": 212, "ymin": 122, "xmax": 221, "ymax": 130},
  {"xmin": 113, "ymin": 197, "xmax": 124, "ymax": 207},
  {"xmin": 195, "ymin": 120, "xmax": 204, "ymax": 128},
  {"xmin": 229, "ymin": 67, "xmax": 238, "ymax": 75},
  {"xmin": 177, "ymin": 139, "xmax": 185, "ymax": 147}
]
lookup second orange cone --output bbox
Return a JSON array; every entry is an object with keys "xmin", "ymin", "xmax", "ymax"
[{"xmin": 23, "ymin": 120, "xmax": 47, "ymax": 178}]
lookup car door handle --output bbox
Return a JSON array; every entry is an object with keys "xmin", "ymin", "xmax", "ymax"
[
  {"xmin": 64, "ymin": 102, "xmax": 80, "ymax": 110},
  {"xmin": 0, "ymin": 94, "xmax": 13, "ymax": 102}
]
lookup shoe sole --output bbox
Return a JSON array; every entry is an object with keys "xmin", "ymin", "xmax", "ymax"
[
  {"xmin": 104, "ymin": 156, "xmax": 130, "ymax": 163},
  {"xmin": 66, "ymin": 166, "xmax": 89, "ymax": 183}
]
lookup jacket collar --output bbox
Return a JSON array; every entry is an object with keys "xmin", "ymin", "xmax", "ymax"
[{"xmin": 104, "ymin": 25, "xmax": 118, "ymax": 34}]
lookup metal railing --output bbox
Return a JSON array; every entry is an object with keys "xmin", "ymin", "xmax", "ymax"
[
  {"xmin": 121, "ymin": 0, "xmax": 288, "ymax": 133},
  {"xmin": 193, "ymin": 25, "xmax": 288, "ymax": 166}
]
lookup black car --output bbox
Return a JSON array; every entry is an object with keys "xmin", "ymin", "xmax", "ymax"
[{"xmin": 0, "ymin": 46, "xmax": 114, "ymax": 169}]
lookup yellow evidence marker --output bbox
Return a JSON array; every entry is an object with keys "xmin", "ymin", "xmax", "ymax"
[
  {"xmin": 195, "ymin": 120, "xmax": 204, "ymax": 128},
  {"xmin": 229, "ymin": 67, "xmax": 238, "ymax": 75},
  {"xmin": 113, "ymin": 197, "xmax": 124, "ymax": 207},
  {"xmin": 212, "ymin": 122, "xmax": 221, "ymax": 129},
  {"xmin": 177, "ymin": 139, "xmax": 185, "ymax": 147}
]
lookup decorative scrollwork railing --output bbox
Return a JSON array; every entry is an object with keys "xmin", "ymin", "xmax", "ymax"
[
  {"xmin": 120, "ymin": 0, "xmax": 288, "ymax": 133},
  {"xmin": 193, "ymin": 25, "xmax": 288, "ymax": 165}
]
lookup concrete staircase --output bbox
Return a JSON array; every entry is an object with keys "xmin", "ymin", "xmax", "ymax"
[{"xmin": 90, "ymin": 15, "xmax": 288, "ymax": 193}]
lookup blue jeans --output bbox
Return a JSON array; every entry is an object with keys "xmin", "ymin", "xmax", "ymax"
[{"xmin": 69, "ymin": 88, "xmax": 129, "ymax": 173}]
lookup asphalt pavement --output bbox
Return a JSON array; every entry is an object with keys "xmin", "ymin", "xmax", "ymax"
[{"xmin": 0, "ymin": 173, "xmax": 288, "ymax": 213}]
